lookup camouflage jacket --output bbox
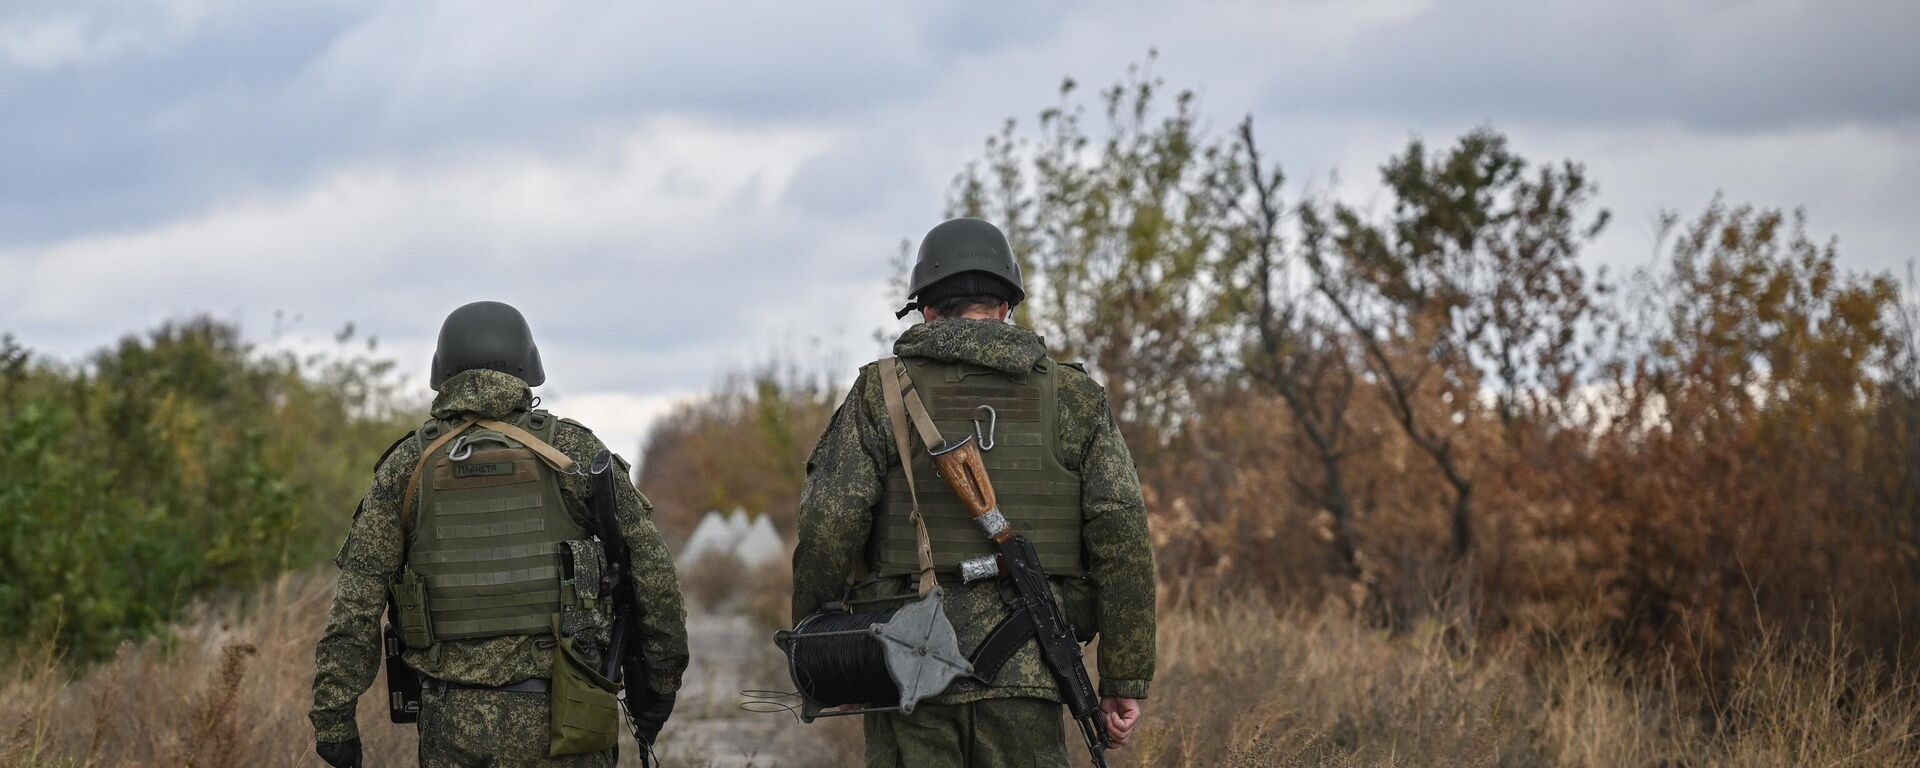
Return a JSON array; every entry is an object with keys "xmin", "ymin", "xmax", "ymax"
[
  {"xmin": 792, "ymin": 319, "xmax": 1156, "ymax": 703},
  {"xmin": 310, "ymin": 369, "xmax": 690, "ymax": 743}
]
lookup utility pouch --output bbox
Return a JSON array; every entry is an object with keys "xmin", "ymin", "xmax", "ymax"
[
  {"xmin": 548, "ymin": 617, "xmax": 620, "ymax": 756},
  {"xmin": 560, "ymin": 540, "xmax": 605, "ymax": 612},
  {"xmin": 383, "ymin": 623, "xmax": 423, "ymax": 724},
  {"xmin": 390, "ymin": 568, "xmax": 434, "ymax": 649},
  {"xmin": 1054, "ymin": 575, "xmax": 1100, "ymax": 643}
]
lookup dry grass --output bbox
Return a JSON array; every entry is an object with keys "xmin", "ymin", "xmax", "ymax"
[
  {"xmin": 1, "ymin": 571, "xmax": 412, "ymax": 768},
  {"xmin": 6, "ymin": 574, "xmax": 1915, "ymax": 768},
  {"xmin": 0, "ymin": 570, "xmax": 842, "ymax": 768},
  {"xmin": 1105, "ymin": 597, "xmax": 1920, "ymax": 768}
]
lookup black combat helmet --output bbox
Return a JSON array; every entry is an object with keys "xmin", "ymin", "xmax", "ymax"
[
  {"xmin": 430, "ymin": 301, "xmax": 545, "ymax": 390},
  {"xmin": 896, "ymin": 217, "xmax": 1026, "ymax": 318}
]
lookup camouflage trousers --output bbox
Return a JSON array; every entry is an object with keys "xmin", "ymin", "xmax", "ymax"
[
  {"xmin": 863, "ymin": 697, "xmax": 1068, "ymax": 768},
  {"xmin": 418, "ymin": 686, "xmax": 616, "ymax": 768}
]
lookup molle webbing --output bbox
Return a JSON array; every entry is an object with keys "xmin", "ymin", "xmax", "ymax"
[
  {"xmin": 401, "ymin": 416, "xmax": 477, "ymax": 531},
  {"xmin": 873, "ymin": 358, "xmax": 1084, "ymax": 575},
  {"xmin": 407, "ymin": 411, "xmax": 586, "ymax": 641}
]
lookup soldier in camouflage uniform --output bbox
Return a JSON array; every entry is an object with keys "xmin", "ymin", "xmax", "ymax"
[
  {"xmin": 311, "ymin": 301, "xmax": 690, "ymax": 768},
  {"xmin": 793, "ymin": 218, "xmax": 1156, "ymax": 767}
]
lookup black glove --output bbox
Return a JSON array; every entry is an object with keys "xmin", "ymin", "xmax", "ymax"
[
  {"xmin": 630, "ymin": 691, "xmax": 676, "ymax": 746},
  {"xmin": 316, "ymin": 738, "xmax": 363, "ymax": 768}
]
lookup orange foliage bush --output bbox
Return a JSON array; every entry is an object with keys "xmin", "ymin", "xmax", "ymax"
[{"xmin": 636, "ymin": 363, "xmax": 837, "ymax": 541}]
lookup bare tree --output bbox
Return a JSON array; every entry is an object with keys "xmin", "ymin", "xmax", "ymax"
[{"xmin": 1222, "ymin": 118, "xmax": 1366, "ymax": 586}]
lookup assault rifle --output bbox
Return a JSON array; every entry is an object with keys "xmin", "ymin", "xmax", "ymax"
[
  {"xmin": 588, "ymin": 450, "xmax": 660, "ymax": 767},
  {"xmin": 926, "ymin": 437, "xmax": 1111, "ymax": 768}
]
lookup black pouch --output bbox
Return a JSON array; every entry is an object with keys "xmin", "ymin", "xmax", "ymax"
[{"xmin": 383, "ymin": 623, "xmax": 423, "ymax": 723}]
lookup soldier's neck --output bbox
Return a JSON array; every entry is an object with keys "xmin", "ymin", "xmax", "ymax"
[{"xmin": 924, "ymin": 309, "xmax": 1008, "ymax": 322}]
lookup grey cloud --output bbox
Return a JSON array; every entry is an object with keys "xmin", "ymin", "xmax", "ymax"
[
  {"xmin": 783, "ymin": 129, "xmax": 928, "ymax": 219},
  {"xmin": 0, "ymin": 0, "xmax": 1069, "ymax": 248},
  {"xmin": 1259, "ymin": 0, "xmax": 1920, "ymax": 132},
  {"xmin": 0, "ymin": 2, "xmax": 368, "ymax": 244}
]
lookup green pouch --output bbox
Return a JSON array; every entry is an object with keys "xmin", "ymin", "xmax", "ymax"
[
  {"xmin": 1053, "ymin": 575, "xmax": 1100, "ymax": 643},
  {"xmin": 560, "ymin": 540, "xmax": 605, "ymax": 612},
  {"xmin": 548, "ymin": 617, "xmax": 620, "ymax": 756},
  {"xmin": 390, "ymin": 568, "xmax": 434, "ymax": 649}
]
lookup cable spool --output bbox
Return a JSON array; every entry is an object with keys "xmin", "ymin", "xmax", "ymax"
[
  {"xmin": 772, "ymin": 587, "xmax": 972, "ymax": 720},
  {"xmin": 785, "ymin": 609, "xmax": 903, "ymax": 708}
]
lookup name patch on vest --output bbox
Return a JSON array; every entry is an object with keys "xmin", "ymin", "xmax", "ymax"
[{"xmin": 452, "ymin": 462, "xmax": 514, "ymax": 478}]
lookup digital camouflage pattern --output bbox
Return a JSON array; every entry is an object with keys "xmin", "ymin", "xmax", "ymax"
[
  {"xmin": 792, "ymin": 318, "xmax": 1157, "ymax": 711},
  {"xmin": 418, "ymin": 686, "xmax": 614, "ymax": 768},
  {"xmin": 311, "ymin": 369, "xmax": 690, "ymax": 754},
  {"xmin": 863, "ymin": 698, "xmax": 1069, "ymax": 768}
]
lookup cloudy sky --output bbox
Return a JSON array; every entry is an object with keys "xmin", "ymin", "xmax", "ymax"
[{"xmin": 3, "ymin": 0, "xmax": 1915, "ymax": 457}]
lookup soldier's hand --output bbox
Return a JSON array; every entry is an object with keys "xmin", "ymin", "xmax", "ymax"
[
  {"xmin": 1099, "ymin": 697, "xmax": 1142, "ymax": 748},
  {"xmin": 632, "ymin": 691, "xmax": 676, "ymax": 745},
  {"xmin": 316, "ymin": 738, "xmax": 363, "ymax": 768}
]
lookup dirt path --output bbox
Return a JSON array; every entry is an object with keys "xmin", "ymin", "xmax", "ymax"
[{"xmin": 637, "ymin": 612, "xmax": 848, "ymax": 768}]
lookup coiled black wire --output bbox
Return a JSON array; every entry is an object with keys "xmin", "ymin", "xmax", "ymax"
[{"xmin": 786, "ymin": 608, "xmax": 902, "ymax": 707}]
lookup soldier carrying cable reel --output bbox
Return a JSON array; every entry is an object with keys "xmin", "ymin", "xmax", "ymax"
[{"xmin": 785, "ymin": 218, "xmax": 1157, "ymax": 768}]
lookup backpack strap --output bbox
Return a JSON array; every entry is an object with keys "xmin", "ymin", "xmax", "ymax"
[
  {"xmin": 400, "ymin": 416, "xmax": 478, "ymax": 533},
  {"xmin": 879, "ymin": 357, "xmax": 939, "ymax": 598}
]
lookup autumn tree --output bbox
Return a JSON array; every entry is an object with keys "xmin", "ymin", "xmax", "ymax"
[
  {"xmin": 1302, "ymin": 130, "xmax": 1609, "ymax": 562},
  {"xmin": 1598, "ymin": 201, "xmax": 1916, "ymax": 661},
  {"xmin": 947, "ymin": 58, "xmax": 1242, "ymax": 460},
  {"xmin": 636, "ymin": 362, "xmax": 838, "ymax": 540}
]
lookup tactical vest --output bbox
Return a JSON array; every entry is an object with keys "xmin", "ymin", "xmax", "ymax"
[
  {"xmin": 400, "ymin": 411, "xmax": 590, "ymax": 642},
  {"xmin": 872, "ymin": 356, "xmax": 1085, "ymax": 576}
]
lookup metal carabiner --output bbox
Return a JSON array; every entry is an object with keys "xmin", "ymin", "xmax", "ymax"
[
  {"xmin": 972, "ymin": 405, "xmax": 997, "ymax": 451},
  {"xmin": 447, "ymin": 435, "xmax": 474, "ymax": 462}
]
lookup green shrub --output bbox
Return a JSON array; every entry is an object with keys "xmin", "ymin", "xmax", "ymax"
[{"xmin": 0, "ymin": 319, "xmax": 415, "ymax": 660}]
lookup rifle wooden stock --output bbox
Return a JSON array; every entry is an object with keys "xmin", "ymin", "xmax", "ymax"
[{"xmin": 928, "ymin": 438, "xmax": 1015, "ymax": 543}]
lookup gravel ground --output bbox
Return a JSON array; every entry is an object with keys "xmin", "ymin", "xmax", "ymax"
[{"xmin": 631, "ymin": 612, "xmax": 848, "ymax": 768}]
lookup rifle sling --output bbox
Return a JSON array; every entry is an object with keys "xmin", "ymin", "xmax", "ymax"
[
  {"xmin": 879, "ymin": 357, "xmax": 939, "ymax": 597},
  {"xmin": 893, "ymin": 364, "xmax": 947, "ymax": 451},
  {"xmin": 969, "ymin": 606, "xmax": 1037, "ymax": 685}
]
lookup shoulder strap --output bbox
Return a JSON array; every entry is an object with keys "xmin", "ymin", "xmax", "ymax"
[
  {"xmin": 475, "ymin": 417, "xmax": 577, "ymax": 474},
  {"xmin": 892, "ymin": 362, "xmax": 948, "ymax": 449},
  {"xmin": 372, "ymin": 430, "xmax": 418, "ymax": 471},
  {"xmin": 879, "ymin": 358, "xmax": 938, "ymax": 597},
  {"xmin": 400, "ymin": 416, "xmax": 478, "ymax": 532}
]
